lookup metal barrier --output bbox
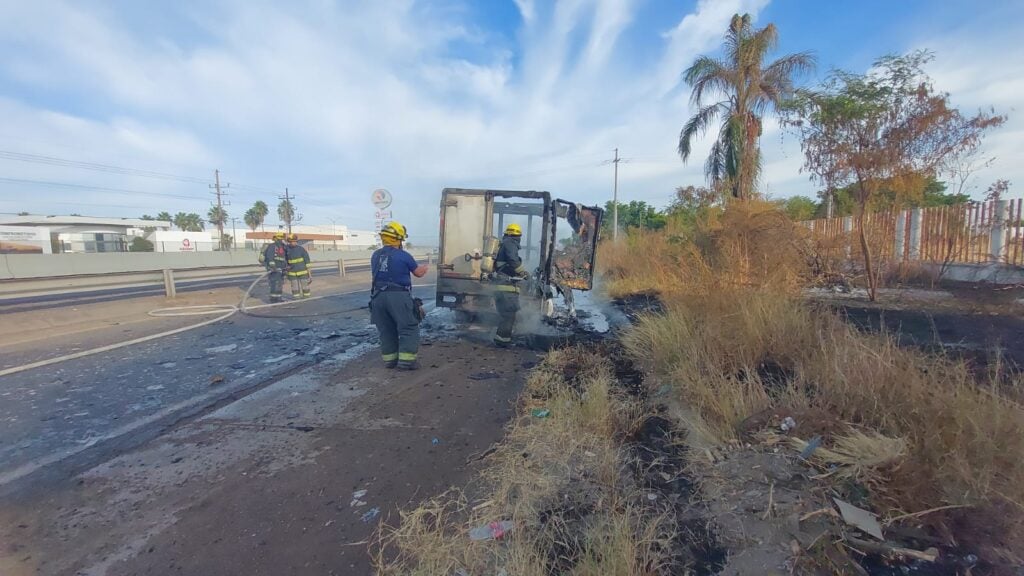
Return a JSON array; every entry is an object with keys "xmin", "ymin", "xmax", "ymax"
[{"xmin": 0, "ymin": 252, "xmax": 435, "ymax": 301}]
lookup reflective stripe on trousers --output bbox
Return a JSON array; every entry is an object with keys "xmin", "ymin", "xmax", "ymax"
[{"xmin": 370, "ymin": 290, "xmax": 420, "ymax": 365}]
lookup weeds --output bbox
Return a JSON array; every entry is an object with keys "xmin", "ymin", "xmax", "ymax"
[
  {"xmin": 375, "ymin": 349, "xmax": 674, "ymax": 575},
  {"xmin": 605, "ymin": 201, "xmax": 1024, "ymax": 564},
  {"xmin": 623, "ymin": 288, "xmax": 1024, "ymax": 563}
]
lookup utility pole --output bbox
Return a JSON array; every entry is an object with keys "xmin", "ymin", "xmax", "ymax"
[
  {"xmin": 612, "ymin": 148, "xmax": 620, "ymax": 241},
  {"xmin": 279, "ymin": 187, "xmax": 295, "ymax": 233},
  {"xmin": 230, "ymin": 217, "xmax": 238, "ymax": 251},
  {"xmin": 209, "ymin": 169, "xmax": 230, "ymax": 249}
]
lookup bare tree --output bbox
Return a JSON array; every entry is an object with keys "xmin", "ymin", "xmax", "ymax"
[{"xmin": 783, "ymin": 51, "xmax": 1005, "ymax": 300}]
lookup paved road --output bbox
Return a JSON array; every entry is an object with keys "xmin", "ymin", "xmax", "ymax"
[
  {"xmin": 0, "ymin": 265, "xmax": 371, "ymax": 314},
  {"xmin": 0, "ymin": 283, "xmax": 436, "ymax": 493}
]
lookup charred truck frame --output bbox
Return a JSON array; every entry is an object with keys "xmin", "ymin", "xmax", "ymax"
[{"xmin": 435, "ymin": 188, "xmax": 603, "ymax": 322}]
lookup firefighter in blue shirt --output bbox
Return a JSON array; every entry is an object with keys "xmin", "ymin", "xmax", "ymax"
[
  {"xmin": 262, "ymin": 231, "xmax": 288, "ymax": 303},
  {"xmin": 370, "ymin": 222, "xmax": 428, "ymax": 370}
]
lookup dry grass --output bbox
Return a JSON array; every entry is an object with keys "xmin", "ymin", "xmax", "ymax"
[
  {"xmin": 622, "ymin": 288, "xmax": 1024, "ymax": 563},
  {"xmin": 600, "ymin": 200, "xmax": 814, "ymax": 299},
  {"xmin": 374, "ymin": 348, "xmax": 672, "ymax": 575},
  {"xmin": 604, "ymin": 201, "xmax": 1024, "ymax": 562}
]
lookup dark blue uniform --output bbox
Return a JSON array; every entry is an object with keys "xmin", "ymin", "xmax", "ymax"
[
  {"xmin": 262, "ymin": 240, "xmax": 287, "ymax": 302},
  {"xmin": 493, "ymin": 235, "xmax": 526, "ymax": 345},
  {"xmin": 370, "ymin": 246, "xmax": 421, "ymax": 368}
]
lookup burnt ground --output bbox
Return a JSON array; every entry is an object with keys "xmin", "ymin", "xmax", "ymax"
[
  {"xmin": 837, "ymin": 303, "xmax": 1024, "ymax": 374},
  {"xmin": 0, "ymin": 336, "xmax": 542, "ymax": 576}
]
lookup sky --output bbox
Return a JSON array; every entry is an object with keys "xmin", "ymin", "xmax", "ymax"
[{"xmin": 0, "ymin": 0, "xmax": 1021, "ymax": 240}]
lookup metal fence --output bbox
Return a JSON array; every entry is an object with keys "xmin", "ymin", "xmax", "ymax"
[
  {"xmin": 805, "ymin": 198, "xmax": 1024, "ymax": 267},
  {"xmin": 126, "ymin": 241, "xmax": 382, "ymax": 253}
]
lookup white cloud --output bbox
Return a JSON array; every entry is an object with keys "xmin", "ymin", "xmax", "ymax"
[{"xmin": 0, "ymin": 0, "xmax": 771, "ymax": 236}]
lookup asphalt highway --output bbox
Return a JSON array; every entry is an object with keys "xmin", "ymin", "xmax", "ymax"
[{"xmin": 0, "ymin": 265, "xmax": 371, "ymax": 314}]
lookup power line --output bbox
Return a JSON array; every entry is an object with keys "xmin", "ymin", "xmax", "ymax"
[
  {"xmin": 0, "ymin": 149, "xmax": 212, "ymax": 185},
  {"xmin": 0, "ymin": 149, "xmax": 288, "ymax": 200},
  {"xmin": 0, "ymin": 177, "xmax": 208, "ymax": 200}
]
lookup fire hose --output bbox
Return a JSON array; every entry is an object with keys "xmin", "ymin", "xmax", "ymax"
[{"xmin": 0, "ymin": 272, "xmax": 433, "ymax": 378}]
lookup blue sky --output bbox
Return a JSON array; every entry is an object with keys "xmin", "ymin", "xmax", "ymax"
[{"xmin": 0, "ymin": 0, "xmax": 1020, "ymax": 239}]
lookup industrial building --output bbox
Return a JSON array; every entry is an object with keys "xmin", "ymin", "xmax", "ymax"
[{"xmin": 0, "ymin": 214, "xmax": 172, "ymax": 254}]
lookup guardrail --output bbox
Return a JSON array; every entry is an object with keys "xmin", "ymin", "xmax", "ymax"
[{"xmin": 0, "ymin": 253, "xmax": 435, "ymax": 302}]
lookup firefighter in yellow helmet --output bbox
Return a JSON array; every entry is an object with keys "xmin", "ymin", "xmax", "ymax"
[
  {"xmin": 262, "ymin": 231, "xmax": 288, "ymax": 302},
  {"xmin": 492, "ymin": 222, "xmax": 528, "ymax": 347},
  {"xmin": 285, "ymin": 234, "xmax": 312, "ymax": 298},
  {"xmin": 370, "ymin": 222, "xmax": 429, "ymax": 369}
]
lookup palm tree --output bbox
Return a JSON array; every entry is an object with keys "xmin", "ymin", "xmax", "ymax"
[
  {"xmin": 173, "ymin": 212, "xmax": 204, "ymax": 232},
  {"xmin": 678, "ymin": 13, "xmax": 814, "ymax": 200},
  {"xmin": 155, "ymin": 211, "xmax": 173, "ymax": 224},
  {"xmin": 207, "ymin": 206, "xmax": 228, "ymax": 228},
  {"xmin": 252, "ymin": 201, "xmax": 269, "ymax": 232},
  {"xmin": 277, "ymin": 199, "xmax": 295, "ymax": 232},
  {"xmin": 244, "ymin": 208, "xmax": 260, "ymax": 232}
]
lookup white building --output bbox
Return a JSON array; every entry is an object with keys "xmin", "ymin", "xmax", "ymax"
[
  {"xmin": 148, "ymin": 230, "xmax": 216, "ymax": 252},
  {"xmin": 245, "ymin": 223, "xmax": 378, "ymax": 251},
  {"xmin": 0, "ymin": 214, "xmax": 173, "ymax": 253}
]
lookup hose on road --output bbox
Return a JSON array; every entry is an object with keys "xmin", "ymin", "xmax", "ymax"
[{"xmin": 0, "ymin": 272, "xmax": 433, "ymax": 378}]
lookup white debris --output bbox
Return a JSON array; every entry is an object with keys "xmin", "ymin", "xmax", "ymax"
[{"xmin": 205, "ymin": 344, "xmax": 238, "ymax": 354}]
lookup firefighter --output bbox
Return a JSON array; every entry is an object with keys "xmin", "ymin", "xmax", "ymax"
[
  {"xmin": 262, "ymin": 231, "xmax": 288, "ymax": 303},
  {"xmin": 492, "ymin": 223, "xmax": 528, "ymax": 347},
  {"xmin": 285, "ymin": 233, "xmax": 312, "ymax": 299},
  {"xmin": 370, "ymin": 222, "xmax": 428, "ymax": 369}
]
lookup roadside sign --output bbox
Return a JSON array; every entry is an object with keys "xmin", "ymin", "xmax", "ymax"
[{"xmin": 371, "ymin": 189, "xmax": 392, "ymax": 210}]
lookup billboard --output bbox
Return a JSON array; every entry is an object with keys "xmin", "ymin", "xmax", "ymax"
[{"xmin": 0, "ymin": 225, "xmax": 52, "ymax": 254}]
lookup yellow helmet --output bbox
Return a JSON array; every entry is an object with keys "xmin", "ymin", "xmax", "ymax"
[
  {"xmin": 380, "ymin": 221, "xmax": 408, "ymax": 242},
  {"xmin": 287, "ymin": 233, "xmax": 299, "ymax": 242},
  {"xmin": 504, "ymin": 223, "xmax": 522, "ymax": 237},
  {"xmin": 272, "ymin": 231, "xmax": 286, "ymax": 240}
]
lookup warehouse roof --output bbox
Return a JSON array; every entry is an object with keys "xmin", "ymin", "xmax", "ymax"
[{"xmin": 0, "ymin": 214, "xmax": 172, "ymax": 228}]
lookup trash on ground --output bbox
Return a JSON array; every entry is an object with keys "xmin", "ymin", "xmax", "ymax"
[
  {"xmin": 469, "ymin": 520, "xmax": 514, "ymax": 541},
  {"xmin": 780, "ymin": 416, "xmax": 797, "ymax": 432},
  {"xmin": 432, "ymin": 437, "xmax": 440, "ymax": 445},
  {"xmin": 469, "ymin": 371, "xmax": 501, "ymax": 380},
  {"xmin": 263, "ymin": 353, "xmax": 297, "ymax": 364},
  {"xmin": 653, "ymin": 383, "xmax": 672, "ymax": 397},
  {"xmin": 352, "ymin": 489, "xmax": 368, "ymax": 499},
  {"xmin": 531, "ymin": 408, "xmax": 550, "ymax": 418},
  {"xmin": 846, "ymin": 536, "xmax": 939, "ymax": 562},
  {"xmin": 210, "ymin": 375, "xmax": 225, "ymax": 385},
  {"xmin": 834, "ymin": 498, "xmax": 884, "ymax": 540},
  {"xmin": 361, "ymin": 507, "xmax": 381, "ymax": 523},
  {"xmin": 799, "ymin": 435, "xmax": 822, "ymax": 460},
  {"xmin": 205, "ymin": 343, "xmax": 238, "ymax": 354},
  {"xmin": 350, "ymin": 499, "xmax": 367, "ymax": 508}
]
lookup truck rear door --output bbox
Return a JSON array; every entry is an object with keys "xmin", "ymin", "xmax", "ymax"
[
  {"xmin": 551, "ymin": 200, "xmax": 603, "ymax": 291},
  {"xmin": 438, "ymin": 189, "xmax": 489, "ymax": 278}
]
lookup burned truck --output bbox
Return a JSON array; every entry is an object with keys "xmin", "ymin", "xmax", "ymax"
[{"xmin": 434, "ymin": 188, "xmax": 603, "ymax": 323}]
